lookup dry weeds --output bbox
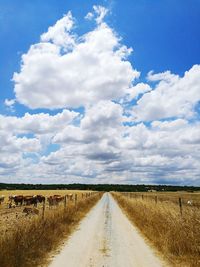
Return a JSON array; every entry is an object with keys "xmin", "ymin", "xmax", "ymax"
[
  {"xmin": 113, "ymin": 192, "xmax": 200, "ymax": 267},
  {"xmin": 0, "ymin": 190, "xmax": 92, "ymax": 234},
  {"xmin": 0, "ymin": 192, "xmax": 102, "ymax": 267}
]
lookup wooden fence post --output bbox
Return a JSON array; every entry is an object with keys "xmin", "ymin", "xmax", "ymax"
[
  {"xmin": 142, "ymin": 194, "xmax": 144, "ymax": 200},
  {"xmin": 64, "ymin": 195, "xmax": 67, "ymax": 209},
  {"xmin": 155, "ymin": 196, "xmax": 158, "ymax": 204},
  {"xmin": 42, "ymin": 200, "xmax": 45, "ymax": 219},
  {"xmin": 179, "ymin": 197, "xmax": 183, "ymax": 215},
  {"xmin": 75, "ymin": 194, "xmax": 77, "ymax": 206}
]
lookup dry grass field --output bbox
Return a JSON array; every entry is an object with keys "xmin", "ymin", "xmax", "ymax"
[
  {"xmin": 113, "ymin": 192, "xmax": 200, "ymax": 267},
  {"xmin": 132, "ymin": 191, "xmax": 200, "ymax": 207},
  {"xmin": 0, "ymin": 189, "xmax": 90, "ymax": 198},
  {"xmin": 0, "ymin": 190, "xmax": 92, "ymax": 235},
  {"xmin": 0, "ymin": 189, "xmax": 90, "ymax": 206},
  {"xmin": 0, "ymin": 190, "xmax": 102, "ymax": 267}
]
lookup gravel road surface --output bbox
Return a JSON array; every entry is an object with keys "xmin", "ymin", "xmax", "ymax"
[{"xmin": 49, "ymin": 193, "xmax": 167, "ymax": 267}]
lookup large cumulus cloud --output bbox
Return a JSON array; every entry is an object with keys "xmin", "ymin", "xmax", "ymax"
[
  {"xmin": 131, "ymin": 65, "xmax": 200, "ymax": 121},
  {"xmin": 13, "ymin": 7, "xmax": 139, "ymax": 109}
]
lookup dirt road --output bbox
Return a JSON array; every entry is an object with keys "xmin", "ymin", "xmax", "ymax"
[{"xmin": 49, "ymin": 193, "xmax": 167, "ymax": 267}]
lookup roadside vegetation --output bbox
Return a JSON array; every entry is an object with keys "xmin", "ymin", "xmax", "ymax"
[
  {"xmin": 112, "ymin": 192, "xmax": 200, "ymax": 267},
  {"xmin": 0, "ymin": 192, "xmax": 102, "ymax": 267}
]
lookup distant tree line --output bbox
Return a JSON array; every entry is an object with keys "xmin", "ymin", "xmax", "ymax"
[{"xmin": 0, "ymin": 183, "xmax": 199, "ymax": 192}]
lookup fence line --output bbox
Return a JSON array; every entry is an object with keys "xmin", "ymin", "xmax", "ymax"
[
  {"xmin": 0, "ymin": 191, "xmax": 100, "ymax": 219},
  {"xmin": 120, "ymin": 192, "xmax": 200, "ymax": 215}
]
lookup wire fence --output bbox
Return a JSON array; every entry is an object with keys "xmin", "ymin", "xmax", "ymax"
[
  {"xmin": 0, "ymin": 191, "xmax": 99, "ymax": 218},
  {"xmin": 120, "ymin": 192, "xmax": 200, "ymax": 215}
]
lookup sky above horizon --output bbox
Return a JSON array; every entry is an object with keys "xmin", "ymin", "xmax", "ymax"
[{"xmin": 0, "ymin": 0, "xmax": 200, "ymax": 185}]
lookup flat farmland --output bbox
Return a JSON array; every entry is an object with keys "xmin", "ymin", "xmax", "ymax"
[
  {"xmin": 0, "ymin": 189, "xmax": 91, "ymax": 199},
  {"xmin": 0, "ymin": 190, "xmax": 92, "ymax": 235},
  {"xmin": 1, "ymin": 190, "xmax": 199, "ymax": 267},
  {"xmin": 113, "ymin": 192, "xmax": 200, "ymax": 267},
  {"xmin": 132, "ymin": 191, "xmax": 200, "ymax": 207},
  {"xmin": 0, "ymin": 190, "xmax": 102, "ymax": 267}
]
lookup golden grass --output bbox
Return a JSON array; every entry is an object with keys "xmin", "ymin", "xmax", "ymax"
[
  {"xmin": 0, "ymin": 189, "xmax": 96, "ymax": 235},
  {"xmin": 0, "ymin": 192, "xmax": 103, "ymax": 267},
  {"xmin": 112, "ymin": 192, "xmax": 200, "ymax": 267},
  {"xmin": 131, "ymin": 191, "xmax": 200, "ymax": 207}
]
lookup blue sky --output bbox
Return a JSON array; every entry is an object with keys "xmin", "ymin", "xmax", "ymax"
[
  {"xmin": 0, "ymin": 1, "xmax": 200, "ymax": 185},
  {"xmin": 1, "ymin": 0, "xmax": 200, "ymax": 111}
]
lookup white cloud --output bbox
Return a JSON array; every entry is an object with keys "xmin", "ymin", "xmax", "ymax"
[
  {"xmin": 13, "ymin": 9, "xmax": 139, "ymax": 110},
  {"xmin": 0, "ymin": 109, "xmax": 78, "ymax": 135},
  {"xmin": 93, "ymin": 5, "xmax": 108, "ymax": 24},
  {"xmin": 128, "ymin": 83, "xmax": 152, "ymax": 100},
  {"xmin": 85, "ymin": 12, "xmax": 94, "ymax": 21},
  {"xmin": 147, "ymin": 70, "xmax": 179, "ymax": 83},
  {"xmin": 4, "ymin": 98, "xmax": 16, "ymax": 112},
  {"xmin": 86, "ymin": 5, "xmax": 108, "ymax": 25},
  {"xmin": 48, "ymin": 106, "xmax": 200, "ymax": 185},
  {"xmin": 81, "ymin": 101, "xmax": 123, "ymax": 130},
  {"xmin": 0, "ymin": 131, "xmax": 41, "ymax": 175},
  {"xmin": 0, "ymin": 109, "xmax": 78, "ymax": 173},
  {"xmin": 1, "ymin": 114, "xmax": 200, "ymax": 184},
  {"xmin": 53, "ymin": 101, "xmax": 124, "ymax": 145},
  {"xmin": 41, "ymin": 11, "xmax": 75, "ymax": 49},
  {"xmin": 132, "ymin": 65, "xmax": 200, "ymax": 121},
  {"xmin": 151, "ymin": 119, "xmax": 188, "ymax": 131},
  {"xmin": 4, "ymin": 98, "xmax": 16, "ymax": 107}
]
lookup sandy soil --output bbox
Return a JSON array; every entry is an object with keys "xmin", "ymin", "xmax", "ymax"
[{"xmin": 49, "ymin": 193, "xmax": 168, "ymax": 267}]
